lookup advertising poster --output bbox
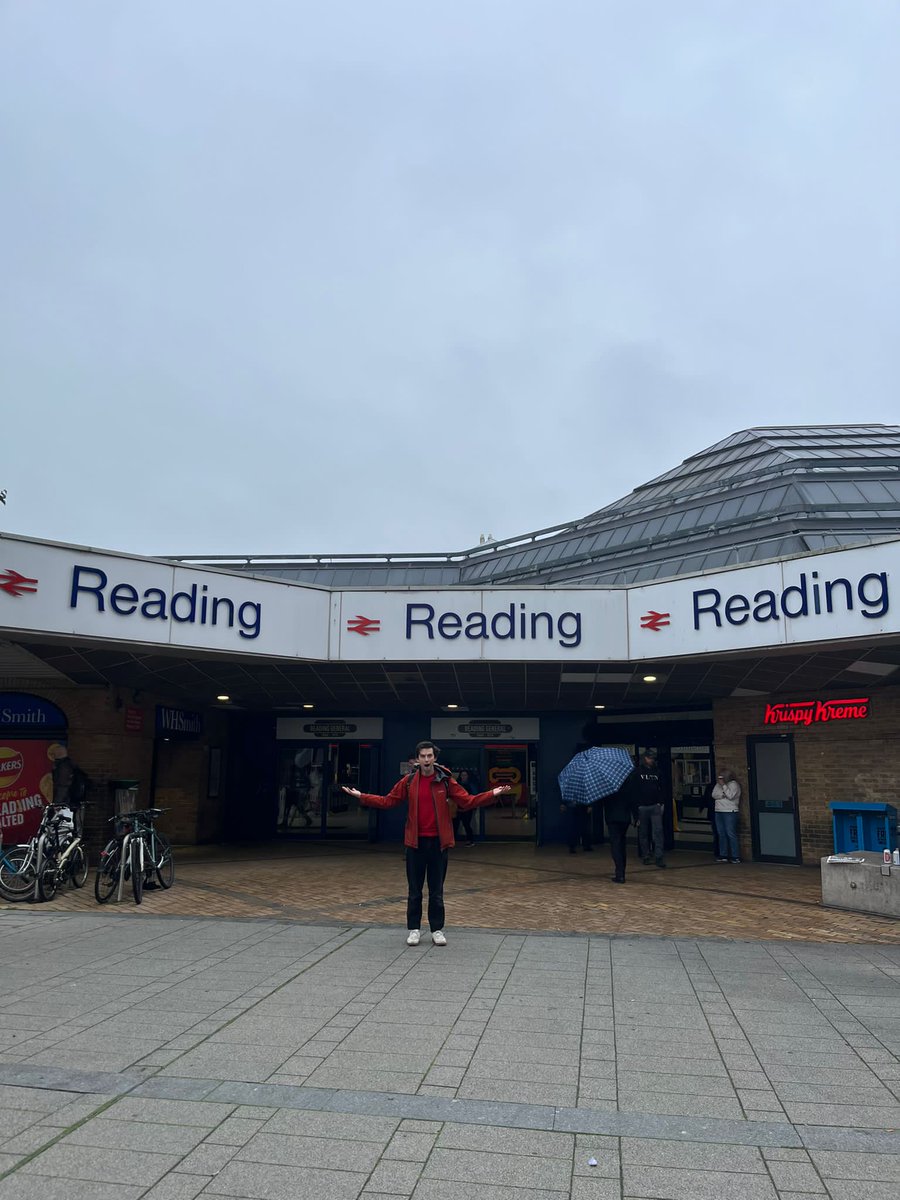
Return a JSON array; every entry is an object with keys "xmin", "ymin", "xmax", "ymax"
[{"xmin": 0, "ymin": 739, "xmax": 61, "ymax": 842}]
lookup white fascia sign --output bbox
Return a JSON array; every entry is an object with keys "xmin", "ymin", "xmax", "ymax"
[
  {"xmin": 0, "ymin": 535, "xmax": 330, "ymax": 659},
  {"xmin": 627, "ymin": 541, "xmax": 899, "ymax": 660},
  {"xmin": 333, "ymin": 589, "xmax": 629, "ymax": 662}
]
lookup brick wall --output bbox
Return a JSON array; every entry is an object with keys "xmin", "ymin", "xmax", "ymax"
[
  {"xmin": 713, "ymin": 686, "xmax": 900, "ymax": 864},
  {"xmin": 0, "ymin": 680, "xmax": 226, "ymax": 851}
]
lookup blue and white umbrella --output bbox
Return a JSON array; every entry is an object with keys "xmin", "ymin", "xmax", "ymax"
[{"xmin": 558, "ymin": 746, "xmax": 635, "ymax": 807}]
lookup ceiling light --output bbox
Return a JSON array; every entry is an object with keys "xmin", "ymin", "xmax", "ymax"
[
  {"xmin": 594, "ymin": 704, "xmax": 606, "ymax": 710},
  {"xmin": 642, "ymin": 675, "xmax": 657, "ymax": 683},
  {"xmin": 445, "ymin": 703, "xmax": 459, "ymax": 709},
  {"xmin": 302, "ymin": 703, "xmax": 315, "ymax": 709},
  {"xmin": 216, "ymin": 694, "xmax": 230, "ymax": 701}
]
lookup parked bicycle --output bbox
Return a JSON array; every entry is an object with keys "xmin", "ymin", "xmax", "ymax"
[
  {"xmin": 35, "ymin": 803, "xmax": 89, "ymax": 901},
  {"xmin": 95, "ymin": 807, "xmax": 174, "ymax": 905},
  {"xmin": 0, "ymin": 803, "xmax": 87, "ymax": 902}
]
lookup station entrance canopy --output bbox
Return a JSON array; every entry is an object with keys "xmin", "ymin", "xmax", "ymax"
[
  {"xmin": 1, "ymin": 533, "xmax": 898, "ymax": 664},
  {"xmin": 1, "ymin": 531, "xmax": 899, "ymax": 716}
]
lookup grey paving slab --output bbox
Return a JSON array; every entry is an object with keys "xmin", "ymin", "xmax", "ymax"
[
  {"xmin": 621, "ymin": 1164, "xmax": 778, "ymax": 1199},
  {"xmin": 0, "ymin": 1175, "xmax": 145, "ymax": 1200},
  {"xmin": 411, "ymin": 1180, "xmax": 567, "ymax": 1200},
  {"xmin": 18, "ymin": 1143, "xmax": 181, "ymax": 1186},
  {"xmin": 203, "ymin": 1159, "xmax": 369, "ymax": 1198},
  {"xmin": 236, "ymin": 1130, "xmax": 383, "ymax": 1170},
  {"xmin": 808, "ymin": 1149, "xmax": 900, "ymax": 1180},
  {"xmin": 62, "ymin": 1117, "xmax": 208, "ymax": 1154},
  {"xmin": 620, "ymin": 1138, "xmax": 766, "ymax": 1172}
]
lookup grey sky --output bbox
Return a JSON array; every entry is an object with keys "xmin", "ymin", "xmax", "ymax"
[{"xmin": 2, "ymin": 1, "xmax": 898, "ymax": 558}]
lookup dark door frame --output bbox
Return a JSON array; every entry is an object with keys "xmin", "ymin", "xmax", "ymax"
[{"xmin": 746, "ymin": 733, "xmax": 802, "ymax": 864}]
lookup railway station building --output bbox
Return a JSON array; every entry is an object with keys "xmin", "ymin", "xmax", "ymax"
[{"xmin": 3, "ymin": 424, "xmax": 900, "ymax": 866}]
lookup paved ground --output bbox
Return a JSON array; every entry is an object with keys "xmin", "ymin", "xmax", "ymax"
[
  {"xmin": 0, "ymin": 912, "xmax": 899, "ymax": 1199},
  {"xmin": 12, "ymin": 840, "xmax": 900, "ymax": 944}
]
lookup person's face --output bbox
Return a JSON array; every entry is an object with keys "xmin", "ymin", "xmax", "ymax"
[{"xmin": 416, "ymin": 747, "xmax": 436, "ymax": 774}]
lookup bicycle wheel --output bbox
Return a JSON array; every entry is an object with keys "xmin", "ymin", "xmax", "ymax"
[
  {"xmin": 94, "ymin": 842, "xmax": 121, "ymax": 903},
  {"xmin": 69, "ymin": 844, "xmax": 89, "ymax": 889},
  {"xmin": 130, "ymin": 838, "xmax": 144, "ymax": 905},
  {"xmin": 38, "ymin": 860, "xmax": 59, "ymax": 902},
  {"xmin": 154, "ymin": 832, "xmax": 175, "ymax": 889},
  {"xmin": 0, "ymin": 847, "xmax": 36, "ymax": 901}
]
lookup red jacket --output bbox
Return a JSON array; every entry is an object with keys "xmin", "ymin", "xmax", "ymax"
[{"xmin": 358, "ymin": 766, "xmax": 496, "ymax": 850}]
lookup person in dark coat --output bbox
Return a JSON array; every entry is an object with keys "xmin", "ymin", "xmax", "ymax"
[
  {"xmin": 602, "ymin": 769, "xmax": 641, "ymax": 883},
  {"xmin": 452, "ymin": 769, "xmax": 477, "ymax": 845}
]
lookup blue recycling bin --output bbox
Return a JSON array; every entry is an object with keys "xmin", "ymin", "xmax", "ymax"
[{"xmin": 830, "ymin": 802, "xmax": 897, "ymax": 853}]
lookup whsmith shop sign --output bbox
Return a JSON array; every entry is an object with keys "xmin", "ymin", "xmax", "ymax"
[{"xmin": 2, "ymin": 532, "xmax": 900, "ymax": 664}]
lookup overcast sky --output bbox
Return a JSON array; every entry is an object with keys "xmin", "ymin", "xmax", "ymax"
[{"xmin": 2, "ymin": 2, "xmax": 898, "ymax": 559}]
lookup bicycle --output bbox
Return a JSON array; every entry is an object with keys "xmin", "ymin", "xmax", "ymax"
[
  {"xmin": 0, "ymin": 804, "xmax": 87, "ymax": 903},
  {"xmin": 35, "ymin": 804, "xmax": 89, "ymax": 902},
  {"xmin": 94, "ymin": 808, "xmax": 174, "ymax": 905},
  {"xmin": 0, "ymin": 829, "xmax": 38, "ymax": 901}
]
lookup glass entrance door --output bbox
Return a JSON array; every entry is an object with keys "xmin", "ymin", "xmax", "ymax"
[
  {"xmin": 277, "ymin": 741, "xmax": 380, "ymax": 838},
  {"xmin": 747, "ymin": 736, "xmax": 801, "ymax": 863}
]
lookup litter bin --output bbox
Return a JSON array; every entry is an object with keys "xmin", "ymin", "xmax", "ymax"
[
  {"xmin": 830, "ymin": 802, "xmax": 897, "ymax": 853},
  {"xmin": 110, "ymin": 779, "xmax": 139, "ymax": 816}
]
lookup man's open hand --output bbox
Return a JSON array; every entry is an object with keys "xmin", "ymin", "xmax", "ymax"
[
  {"xmin": 492, "ymin": 785, "xmax": 513, "ymax": 797},
  {"xmin": 342, "ymin": 786, "xmax": 361, "ymax": 798}
]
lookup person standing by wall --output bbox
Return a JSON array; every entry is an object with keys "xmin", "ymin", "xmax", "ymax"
[
  {"xmin": 712, "ymin": 769, "xmax": 742, "ymax": 863},
  {"xmin": 342, "ymin": 741, "xmax": 510, "ymax": 946},
  {"xmin": 453, "ymin": 769, "xmax": 478, "ymax": 846}
]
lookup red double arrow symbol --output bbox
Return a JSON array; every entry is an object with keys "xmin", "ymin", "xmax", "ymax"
[
  {"xmin": 640, "ymin": 609, "xmax": 670, "ymax": 632},
  {"xmin": 0, "ymin": 569, "xmax": 39, "ymax": 598},
  {"xmin": 347, "ymin": 615, "xmax": 381, "ymax": 636}
]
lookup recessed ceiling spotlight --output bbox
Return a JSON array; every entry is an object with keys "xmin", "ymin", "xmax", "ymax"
[
  {"xmin": 446, "ymin": 703, "xmax": 459, "ymax": 709},
  {"xmin": 302, "ymin": 703, "xmax": 315, "ymax": 709},
  {"xmin": 216, "ymin": 694, "xmax": 230, "ymax": 701},
  {"xmin": 594, "ymin": 704, "xmax": 606, "ymax": 710},
  {"xmin": 642, "ymin": 675, "xmax": 657, "ymax": 683}
]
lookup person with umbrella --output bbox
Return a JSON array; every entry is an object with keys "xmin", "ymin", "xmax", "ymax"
[{"xmin": 559, "ymin": 746, "xmax": 639, "ymax": 883}]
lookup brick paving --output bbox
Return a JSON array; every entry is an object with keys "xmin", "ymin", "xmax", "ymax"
[{"xmin": 9, "ymin": 840, "xmax": 899, "ymax": 944}]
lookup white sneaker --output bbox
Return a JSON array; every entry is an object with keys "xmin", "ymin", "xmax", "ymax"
[
  {"xmin": 406, "ymin": 929, "xmax": 421, "ymax": 946},
  {"xmin": 431, "ymin": 930, "xmax": 447, "ymax": 947}
]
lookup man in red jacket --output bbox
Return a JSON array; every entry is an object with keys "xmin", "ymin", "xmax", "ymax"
[{"xmin": 342, "ymin": 740, "xmax": 510, "ymax": 946}]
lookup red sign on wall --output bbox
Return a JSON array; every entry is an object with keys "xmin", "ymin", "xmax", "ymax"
[
  {"xmin": 763, "ymin": 697, "xmax": 870, "ymax": 728},
  {"xmin": 0, "ymin": 739, "xmax": 59, "ymax": 840},
  {"xmin": 124, "ymin": 706, "xmax": 144, "ymax": 733}
]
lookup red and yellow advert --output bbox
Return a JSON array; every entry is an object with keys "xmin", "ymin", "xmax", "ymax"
[{"xmin": 0, "ymin": 740, "xmax": 60, "ymax": 842}]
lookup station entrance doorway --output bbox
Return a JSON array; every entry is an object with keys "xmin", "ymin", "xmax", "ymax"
[{"xmin": 437, "ymin": 742, "xmax": 537, "ymax": 842}]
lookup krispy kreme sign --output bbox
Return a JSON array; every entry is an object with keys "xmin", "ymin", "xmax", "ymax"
[{"xmin": 763, "ymin": 697, "xmax": 870, "ymax": 727}]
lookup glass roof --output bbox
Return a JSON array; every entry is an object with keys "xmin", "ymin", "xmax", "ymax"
[{"xmin": 180, "ymin": 425, "xmax": 900, "ymax": 590}]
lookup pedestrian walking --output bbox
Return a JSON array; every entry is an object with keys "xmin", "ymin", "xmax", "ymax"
[
  {"xmin": 711, "ymin": 769, "xmax": 742, "ymax": 863},
  {"xmin": 342, "ymin": 741, "xmax": 510, "ymax": 946},
  {"xmin": 636, "ymin": 750, "xmax": 667, "ymax": 869},
  {"xmin": 563, "ymin": 801, "xmax": 594, "ymax": 854},
  {"xmin": 603, "ymin": 770, "xmax": 641, "ymax": 883}
]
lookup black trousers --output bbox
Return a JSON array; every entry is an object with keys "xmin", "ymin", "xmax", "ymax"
[
  {"xmin": 568, "ymin": 805, "xmax": 593, "ymax": 851},
  {"xmin": 405, "ymin": 837, "xmax": 448, "ymax": 931},
  {"xmin": 607, "ymin": 820, "xmax": 630, "ymax": 879},
  {"xmin": 453, "ymin": 810, "xmax": 475, "ymax": 842}
]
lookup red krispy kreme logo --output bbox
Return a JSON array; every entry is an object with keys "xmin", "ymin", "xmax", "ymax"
[
  {"xmin": 0, "ymin": 569, "xmax": 39, "ymax": 598},
  {"xmin": 763, "ymin": 697, "xmax": 870, "ymax": 727},
  {"xmin": 346, "ymin": 615, "xmax": 381, "ymax": 637},
  {"xmin": 640, "ymin": 610, "xmax": 670, "ymax": 632}
]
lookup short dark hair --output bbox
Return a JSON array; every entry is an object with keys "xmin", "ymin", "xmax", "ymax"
[{"xmin": 414, "ymin": 740, "xmax": 439, "ymax": 756}]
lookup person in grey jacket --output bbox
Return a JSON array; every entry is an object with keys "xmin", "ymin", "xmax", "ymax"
[{"xmin": 712, "ymin": 769, "xmax": 742, "ymax": 863}]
